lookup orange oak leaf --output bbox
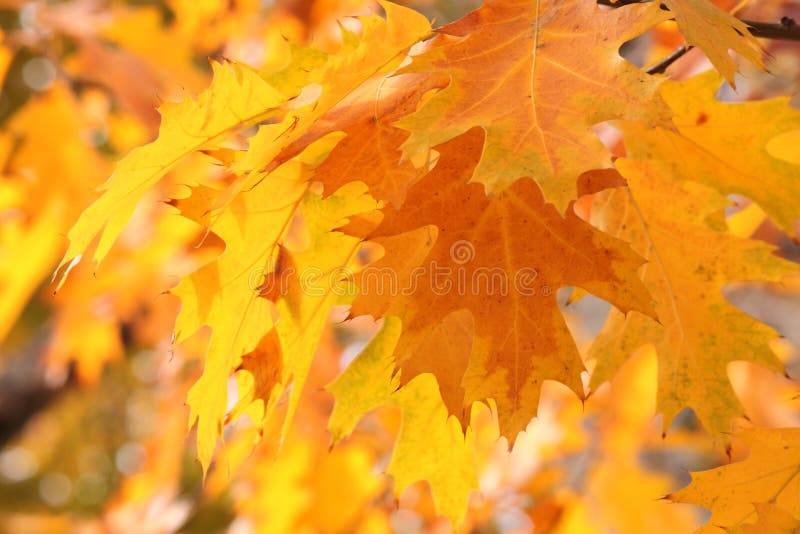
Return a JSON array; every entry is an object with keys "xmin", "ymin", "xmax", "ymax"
[
  {"xmin": 276, "ymin": 71, "xmax": 448, "ymax": 207},
  {"xmin": 397, "ymin": 0, "xmax": 671, "ymax": 211},
  {"xmin": 351, "ymin": 129, "xmax": 655, "ymax": 436}
]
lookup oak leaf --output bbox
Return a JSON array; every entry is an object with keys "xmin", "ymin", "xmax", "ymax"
[
  {"xmin": 396, "ymin": 0, "xmax": 671, "ymax": 211},
  {"xmin": 352, "ymin": 130, "xmax": 655, "ymax": 437},
  {"xmin": 277, "ymin": 71, "xmax": 447, "ymax": 207},
  {"xmin": 660, "ymin": 0, "xmax": 763, "ymax": 85},
  {"xmin": 588, "ymin": 160, "xmax": 797, "ymax": 438},
  {"xmin": 266, "ymin": 181, "xmax": 381, "ymax": 442},
  {"xmin": 619, "ymin": 73, "xmax": 800, "ymax": 235},
  {"xmin": 328, "ymin": 317, "xmax": 478, "ymax": 526},
  {"xmin": 55, "ymin": 61, "xmax": 289, "ymax": 284},
  {"xmin": 671, "ymin": 428, "xmax": 800, "ymax": 532},
  {"xmin": 231, "ymin": 1, "xmax": 432, "ymax": 177},
  {"xmin": 173, "ymin": 162, "xmax": 307, "ymax": 473},
  {"xmin": 728, "ymin": 504, "xmax": 800, "ymax": 534},
  {"xmin": 175, "ymin": 160, "xmax": 379, "ymax": 472}
]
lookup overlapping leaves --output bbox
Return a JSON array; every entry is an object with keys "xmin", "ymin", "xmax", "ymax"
[{"xmin": 53, "ymin": 0, "xmax": 799, "ymax": 526}]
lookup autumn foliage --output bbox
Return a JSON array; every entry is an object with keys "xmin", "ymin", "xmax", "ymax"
[{"xmin": 1, "ymin": 0, "xmax": 800, "ymax": 532}]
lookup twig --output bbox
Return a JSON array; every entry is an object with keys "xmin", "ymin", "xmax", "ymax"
[
  {"xmin": 597, "ymin": 0, "xmax": 649, "ymax": 6},
  {"xmin": 645, "ymin": 44, "xmax": 690, "ymax": 75}
]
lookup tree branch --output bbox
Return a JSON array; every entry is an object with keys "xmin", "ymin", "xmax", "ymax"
[
  {"xmin": 746, "ymin": 18, "xmax": 800, "ymax": 42},
  {"xmin": 645, "ymin": 44, "xmax": 690, "ymax": 75}
]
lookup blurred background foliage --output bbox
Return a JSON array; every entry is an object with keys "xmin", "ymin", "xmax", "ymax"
[{"xmin": 0, "ymin": 0, "xmax": 798, "ymax": 532}]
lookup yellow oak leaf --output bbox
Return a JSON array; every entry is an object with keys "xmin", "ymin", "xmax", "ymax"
[
  {"xmin": 328, "ymin": 317, "xmax": 478, "ymax": 527},
  {"xmin": 176, "ymin": 160, "xmax": 379, "ymax": 472},
  {"xmin": 352, "ymin": 130, "xmax": 654, "ymax": 438},
  {"xmin": 671, "ymin": 428, "xmax": 800, "ymax": 531},
  {"xmin": 327, "ymin": 317, "xmax": 403, "ymax": 443},
  {"xmin": 55, "ymin": 61, "xmax": 290, "ymax": 284},
  {"xmin": 269, "ymin": 181, "xmax": 381, "ymax": 441},
  {"xmin": 232, "ymin": 1, "xmax": 432, "ymax": 177},
  {"xmin": 588, "ymin": 159, "xmax": 797, "ymax": 438},
  {"xmin": 619, "ymin": 73, "xmax": 800, "ymax": 234},
  {"xmin": 728, "ymin": 503, "xmax": 800, "ymax": 534},
  {"xmin": 396, "ymin": 0, "xmax": 671, "ymax": 211},
  {"xmin": 174, "ymin": 162, "xmax": 308, "ymax": 473},
  {"xmin": 661, "ymin": 0, "xmax": 763, "ymax": 85}
]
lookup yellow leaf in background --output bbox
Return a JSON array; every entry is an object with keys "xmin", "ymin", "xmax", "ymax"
[
  {"xmin": 0, "ymin": 201, "xmax": 64, "ymax": 343},
  {"xmin": 671, "ymin": 428, "xmax": 800, "ymax": 531},
  {"xmin": 237, "ymin": 436, "xmax": 385, "ymax": 534},
  {"xmin": 0, "ymin": 85, "xmax": 107, "ymax": 343},
  {"xmin": 100, "ymin": 6, "xmax": 207, "ymax": 94},
  {"xmin": 308, "ymin": 443, "xmax": 384, "ymax": 534}
]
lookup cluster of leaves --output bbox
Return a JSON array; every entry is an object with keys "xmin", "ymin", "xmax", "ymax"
[{"xmin": 2, "ymin": 0, "xmax": 800, "ymax": 531}]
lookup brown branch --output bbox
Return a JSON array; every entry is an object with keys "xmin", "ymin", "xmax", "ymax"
[
  {"xmin": 746, "ymin": 18, "xmax": 800, "ymax": 42},
  {"xmin": 645, "ymin": 44, "xmax": 690, "ymax": 75}
]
